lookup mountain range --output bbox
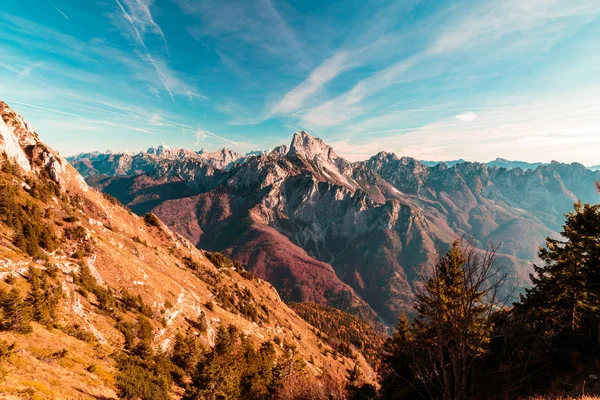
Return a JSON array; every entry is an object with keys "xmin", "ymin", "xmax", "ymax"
[
  {"xmin": 69, "ymin": 132, "xmax": 600, "ymax": 324},
  {"xmin": 0, "ymin": 101, "xmax": 376, "ymax": 396}
]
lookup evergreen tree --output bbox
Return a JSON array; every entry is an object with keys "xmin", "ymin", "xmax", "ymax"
[
  {"xmin": 116, "ymin": 353, "xmax": 172, "ymax": 400},
  {"xmin": 380, "ymin": 240, "xmax": 506, "ymax": 400},
  {"xmin": 517, "ymin": 200, "xmax": 600, "ymax": 344},
  {"xmin": 0, "ymin": 288, "xmax": 32, "ymax": 333},
  {"xmin": 380, "ymin": 314, "xmax": 419, "ymax": 400},
  {"xmin": 188, "ymin": 325, "xmax": 242, "ymax": 400},
  {"xmin": 240, "ymin": 340, "xmax": 277, "ymax": 400},
  {"xmin": 171, "ymin": 328, "xmax": 204, "ymax": 376}
]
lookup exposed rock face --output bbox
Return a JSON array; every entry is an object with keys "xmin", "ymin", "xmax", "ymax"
[
  {"xmin": 0, "ymin": 107, "xmax": 33, "ymax": 172},
  {"xmin": 71, "ymin": 130, "xmax": 600, "ymax": 324},
  {"xmin": 0, "ymin": 101, "xmax": 85, "ymax": 190},
  {"xmin": 198, "ymin": 147, "xmax": 245, "ymax": 170}
]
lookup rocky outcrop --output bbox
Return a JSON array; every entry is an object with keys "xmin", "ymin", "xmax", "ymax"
[{"xmin": 0, "ymin": 101, "xmax": 85, "ymax": 190}]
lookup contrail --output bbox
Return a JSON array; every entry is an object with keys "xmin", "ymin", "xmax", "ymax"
[
  {"xmin": 115, "ymin": 0, "xmax": 175, "ymax": 102},
  {"xmin": 47, "ymin": 0, "xmax": 70, "ymax": 20}
]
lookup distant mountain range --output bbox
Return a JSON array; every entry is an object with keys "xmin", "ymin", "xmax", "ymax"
[
  {"xmin": 69, "ymin": 132, "xmax": 600, "ymax": 324},
  {"xmin": 70, "ymin": 148, "xmax": 599, "ymax": 177},
  {"xmin": 421, "ymin": 158, "xmax": 600, "ymax": 171}
]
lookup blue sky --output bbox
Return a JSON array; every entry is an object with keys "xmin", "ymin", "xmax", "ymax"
[{"xmin": 1, "ymin": 0, "xmax": 600, "ymax": 165}]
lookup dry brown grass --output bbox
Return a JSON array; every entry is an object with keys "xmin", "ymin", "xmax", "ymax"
[{"xmin": 0, "ymin": 324, "xmax": 117, "ymax": 399}]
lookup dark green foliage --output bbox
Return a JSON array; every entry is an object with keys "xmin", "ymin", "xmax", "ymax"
[
  {"xmin": 117, "ymin": 321, "xmax": 138, "ymax": 350},
  {"xmin": 181, "ymin": 255, "xmax": 223, "ymax": 287},
  {"xmin": 26, "ymin": 266, "xmax": 62, "ymax": 327},
  {"xmin": 0, "ymin": 287, "xmax": 32, "ymax": 333},
  {"xmin": 196, "ymin": 311, "xmax": 208, "ymax": 333},
  {"xmin": 1, "ymin": 153, "xmax": 21, "ymax": 177},
  {"xmin": 102, "ymin": 192, "xmax": 125, "ymax": 207},
  {"xmin": 185, "ymin": 325, "xmax": 282, "ymax": 400},
  {"xmin": 204, "ymin": 252, "xmax": 246, "ymax": 273},
  {"xmin": 182, "ymin": 256, "xmax": 202, "ymax": 271},
  {"xmin": 206, "ymin": 252, "xmax": 235, "ymax": 269},
  {"xmin": 76, "ymin": 262, "xmax": 97, "ymax": 293},
  {"xmin": 171, "ymin": 328, "xmax": 204, "ymax": 376},
  {"xmin": 0, "ymin": 340, "xmax": 15, "ymax": 360},
  {"xmin": 115, "ymin": 312, "xmax": 174, "ymax": 400},
  {"xmin": 64, "ymin": 225, "xmax": 87, "ymax": 242},
  {"xmin": 240, "ymin": 341, "xmax": 278, "ymax": 400},
  {"xmin": 94, "ymin": 286, "xmax": 117, "ymax": 312},
  {"xmin": 117, "ymin": 315, "xmax": 155, "ymax": 352},
  {"xmin": 26, "ymin": 175, "xmax": 59, "ymax": 202},
  {"xmin": 116, "ymin": 352, "xmax": 173, "ymax": 400},
  {"xmin": 120, "ymin": 290, "xmax": 154, "ymax": 317},
  {"xmin": 73, "ymin": 264, "xmax": 136, "ymax": 315},
  {"xmin": 379, "ymin": 315, "xmax": 418, "ymax": 400},
  {"xmin": 485, "ymin": 200, "xmax": 600, "ymax": 396},
  {"xmin": 214, "ymin": 285, "xmax": 269, "ymax": 323},
  {"xmin": 144, "ymin": 212, "xmax": 161, "ymax": 228},
  {"xmin": 44, "ymin": 263, "xmax": 58, "ymax": 279},
  {"xmin": 0, "ymin": 176, "xmax": 58, "ymax": 258},
  {"xmin": 518, "ymin": 201, "xmax": 600, "ymax": 338},
  {"xmin": 346, "ymin": 363, "xmax": 377, "ymax": 400},
  {"xmin": 378, "ymin": 195, "xmax": 600, "ymax": 398},
  {"xmin": 63, "ymin": 324, "xmax": 97, "ymax": 343},
  {"xmin": 132, "ymin": 236, "xmax": 148, "ymax": 246}
]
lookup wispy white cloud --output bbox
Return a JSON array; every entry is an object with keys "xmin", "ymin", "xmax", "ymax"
[
  {"xmin": 302, "ymin": 56, "xmax": 420, "ymax": 126},
  {"xmin": 193, "ymin": 128, "xmax": 256, "ymax": 149},
  {"xmin": 455, "ymin": 111, "xmax": 477, "ymax": 121},
  {"xmin": 0, "ymin": 13, "xmax": 201, "ymax": 102},
  {"xmin": 114, "ymin": 0, "xmax": 166, "ymax": 49},
  {"xmin": 5, "ymin": 98, "xmax": 161, "ymax": 135},
  {"xmin": 111, "ymin": 0, "xmax": 202, "ymax": 102},
  {"xmin": 270, "ymin": 52, "xmax": 352, "ymax": 116},
  {"xmin": 428, "ymin": 0, "xmax": 600, "ymax": 56},
  {"xmin": 297, "ymin": 0, "xmax": 600, "ymax": 128},
  {"xmin": 175, "ymin": 0, "xmax": 307, "ymax": 66},
  {"xmin": 328, "ymin": 89, "xmax": 600, "ymax": 165},
  {"xmin": 18, "ymin": 62, "xmax": 43, "ymax": 78}
]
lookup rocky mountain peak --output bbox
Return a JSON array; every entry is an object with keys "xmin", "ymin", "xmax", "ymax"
[
  {"xmin": 288, "ymin": 131, "xmax": 338, "ymax": 163},
  {"xmin": 197, "ymin": 147, "xmax": 244, "ymax": 170},
  {"xmin": 0, "ymin": 101, "xmax": 80, "ymax": 189},
  {"xmin": 146, "ymin": 143, "xmax": 170, "ymax": 155}
]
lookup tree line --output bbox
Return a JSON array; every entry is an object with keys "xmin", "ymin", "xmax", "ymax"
[{"xmin": 379, "ymin": 185, "xmax": 600, "ymax": 399}]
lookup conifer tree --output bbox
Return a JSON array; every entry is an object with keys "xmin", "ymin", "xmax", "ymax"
[
  {"xmin": 240, "ymin": 340, "xmax": 277, "ymax": 399},
  {"xmin": 517, "ymin": 200, "xmax": 600, "ymax": 341},
  {"xmin": 380, "ymin": 314, "xmax": 419, "ymax": 400},
  {"xmin": 380, "ymin": 240, "xmax": 506, "ymax": 400},
  {"xmin": 188, "ymin": 325, "xmax": 242, "ymax": 400},
  {"xmin": 171, "ymin": 328, "xmax": 204, "ymax": 376},
  {"xmin": 0, "ymin": 288, "xmax": 32, "ymax": 333}
]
